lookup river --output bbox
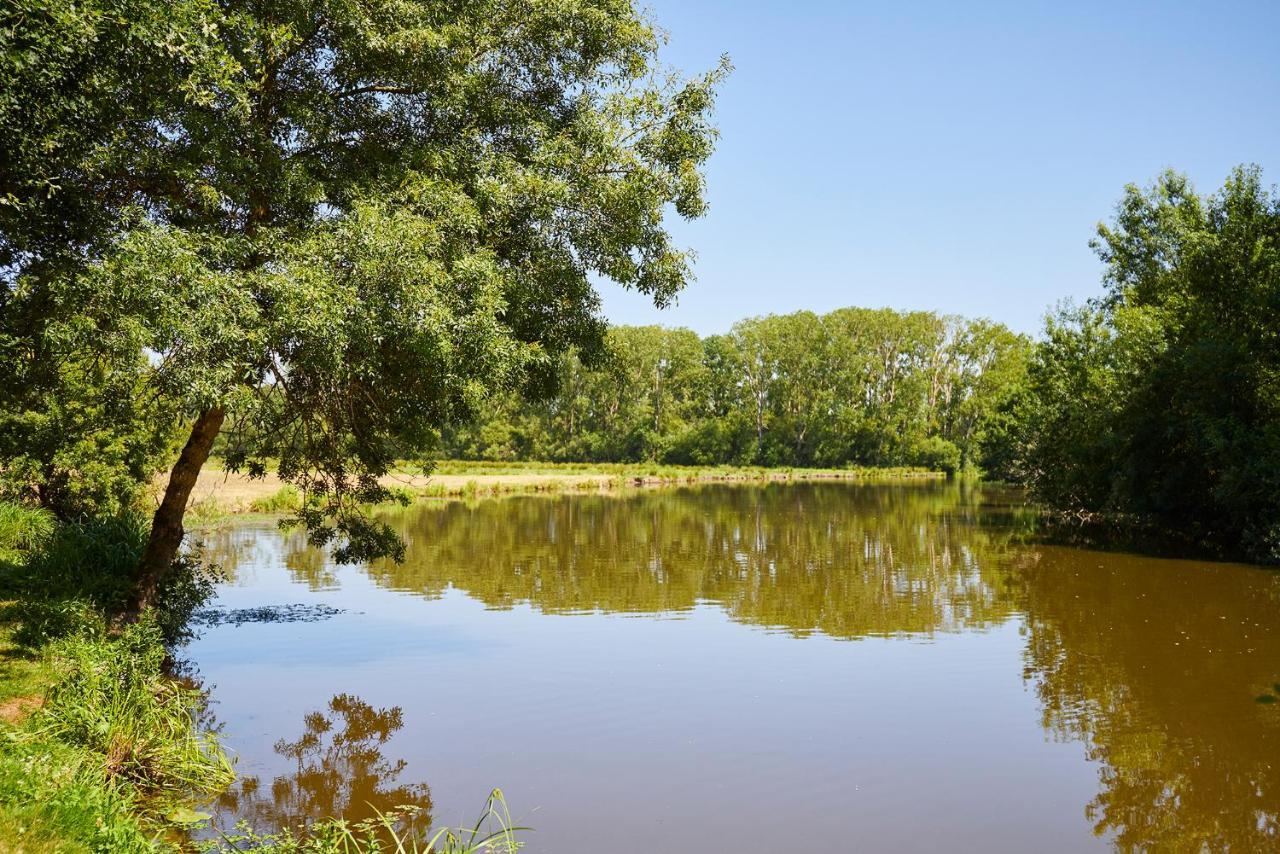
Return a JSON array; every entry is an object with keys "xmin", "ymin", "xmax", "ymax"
[{"xmin": 184, "ymin": 482, "xmax": 1280, "ymax": 852}]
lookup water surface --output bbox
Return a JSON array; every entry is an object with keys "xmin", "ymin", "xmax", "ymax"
[{"xmin": 186, "ymin": 482, "xmax": 1280, "ymax": 852}]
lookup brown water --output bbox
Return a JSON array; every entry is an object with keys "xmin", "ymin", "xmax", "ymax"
[{"xmin": 186, "ymin": 482, "xmax": 1280, "ymax": 852}]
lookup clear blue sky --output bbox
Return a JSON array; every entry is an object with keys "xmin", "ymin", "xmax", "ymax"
[{"xmin": 600, "ymin": 0, "xmax": 1280, "ymax": 335}]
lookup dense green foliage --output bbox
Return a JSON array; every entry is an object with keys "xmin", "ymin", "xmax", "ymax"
[
  {"xmin": 0, "ymin": 504, "xmax": 230, "ymax": 851},
  {"xmin": 1, "ymin": 0, "xmax": 726, "ymax": 570},
  {"xmin": 1, "ymin": 510, "xmax": 217, "ymax": 646},
  {"xmin": 444, "ymin": 308, "xmax": 1030, "ymax": 473},
  {"xmin": 1015, "ymin": 167, "xmax": 1280, "ymax": 563}
]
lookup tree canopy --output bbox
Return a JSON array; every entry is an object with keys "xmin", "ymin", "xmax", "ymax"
[
  {"xmin": 1016, "ymin": 167, "xmax": 1280, "ymax": 563},
  {"xmin": 0, "ymin": 0, "xmax": 727, "ymax": 603}
]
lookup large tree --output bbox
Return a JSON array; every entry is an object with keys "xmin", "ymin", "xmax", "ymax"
[
  {"xmin": 1020, "ymin": 167, "xmax": 1280, "ymax": 562},
  {"xmin": 0, "ymin": 0, "xmax": 727, "ymax": 608}
]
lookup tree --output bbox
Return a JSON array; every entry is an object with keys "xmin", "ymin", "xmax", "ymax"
[
  {"xmin": 1019, "ymin": 167, "xmax": 1280, "ymax": 562},
  {"xmin": 0, "ymin": 0, "xmax": 728, "ymax": 609}
]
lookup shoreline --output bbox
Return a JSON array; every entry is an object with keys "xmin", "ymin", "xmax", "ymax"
[{"xmin": 184, "ymin": 462, "xmax": 946, "ymax": 516}]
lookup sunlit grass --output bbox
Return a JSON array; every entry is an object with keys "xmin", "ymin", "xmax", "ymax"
[{"xmin": 205, "ymin": 789, "xmax": 526, "ymax": 853}]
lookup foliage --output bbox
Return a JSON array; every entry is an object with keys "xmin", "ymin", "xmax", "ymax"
[
  {"xmin": 0, "ymin": 0, "xmax": 728, "ymax": 570},
  {"xmin": 0, "ymin": 336, "xmax": 181, "ymax": 520},
  {"xmin": 205, "ymin": 788, "xmax": 523, "ymax": 853},
  {"xmin": 1016, "ymin": 167, "xmax": 1280, "ymax": 562},
  {"xmin": 0, "ymin": 507, "xmax": 218, "ymax": 646},
  {"xmin": 0, "ymin": 501, "xmax": 54, "ymax": 560},
  {"xmin": 444, "ymin": 308, "xmax": 1030, "ymax": 472},
  {"xmin": 248, "ymin": 485, "xmax": 303, "ymax": 515},
  {"xmin": 28, "ymin": 621, "xmax": 234, "ymax": 811}
]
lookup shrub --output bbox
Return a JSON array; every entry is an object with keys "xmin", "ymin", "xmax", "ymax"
[
  {"xmin": 0, "ymin": 512, "xmax": 219, "ymax": 647},
  {"xmin": 248, "ymin": 485, "xmax": 302, "ymax": 514}
]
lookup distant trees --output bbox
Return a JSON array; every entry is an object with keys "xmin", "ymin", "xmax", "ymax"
[
  {"xmin": 444, "ymin": 307, "xmax": 1031, "ymax": 473},
  {"xmin": 1015, "ymin": 167, "xmax": 1280, "ymax": 563}
]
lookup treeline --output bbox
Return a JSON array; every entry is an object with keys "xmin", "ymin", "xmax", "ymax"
[{"xmin": 443, "ymin": 308, "xmax": 1030, "ymax": 473}]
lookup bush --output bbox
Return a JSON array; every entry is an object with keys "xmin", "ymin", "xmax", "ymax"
[
  {"xmin": 0, "ymin": 509, "xmax": 219, "ymax": 647},
  {"xmin": 248, "ymin": 485, "xmax": 302, "ymax": 514},
  {"xmin": 908, "ymin": 436, "xmax": 962, "ymax": 475}
]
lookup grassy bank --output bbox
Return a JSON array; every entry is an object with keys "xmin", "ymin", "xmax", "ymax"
[
  {"xmin": 0, "ymin": 503, "xmax": 522, "ymax": 853},
  {"xmin": 188, "ymin": 459, "xmax": 944, "ymax": 520}
]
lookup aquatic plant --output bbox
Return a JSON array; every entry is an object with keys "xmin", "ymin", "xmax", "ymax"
[{"xmin": 205, "ymin": 789, "xmax": 526, "ymax": 853}]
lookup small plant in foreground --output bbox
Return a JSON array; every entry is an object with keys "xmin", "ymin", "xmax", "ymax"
[{"xmin": 205, "ymin": 789, "xmax": 526, "ymax": 853}]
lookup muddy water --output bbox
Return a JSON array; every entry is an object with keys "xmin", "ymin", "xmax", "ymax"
[{"xmin": 185, "ymin": 482, "xmax": 1280, "ymax": 852}]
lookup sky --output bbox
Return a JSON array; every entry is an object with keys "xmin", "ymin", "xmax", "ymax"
[{"xmin": 598, "ymin": 0, "xmax": 1280, "ymax": 336}]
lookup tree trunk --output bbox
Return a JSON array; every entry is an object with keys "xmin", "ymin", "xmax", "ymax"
[{"xmin": 129, "ymin": 406, "xmax": 225, "ymax": 615}]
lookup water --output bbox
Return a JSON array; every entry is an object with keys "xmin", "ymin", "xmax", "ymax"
[{"xmin": 185, "ymin": 482, "xmax": 1280, "ymax": 852}]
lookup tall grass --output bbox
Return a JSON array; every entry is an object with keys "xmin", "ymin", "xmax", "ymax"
[
  {"xmin": 206, "ymin": 789, "xmax": 526, "ymax": 853},
  {"xmin": 0, "ymin": 507, "xmax": 218, "ymax": 646},
  {"xmin": 248, "ymin": 485, "xmax": 303, "ymax": 514},
  {"xmin": 0, "ymin": 502, "xmax": 54, "ymax": 560},
  {"xmin": 29, "ymin": 621, "xmax": 234, "ymax": 811}
]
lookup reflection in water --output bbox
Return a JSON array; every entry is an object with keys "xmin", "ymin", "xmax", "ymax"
[
  {"xmin": 1020, "ymin": 549, "xmax": 1280, "ymax": 850},
  {"xmin": 215, "ymin": 694, "xmax": 432, "ymax": 835},
  {"xmin": 195, "ymin": 483, "xmax": 1280, "ymax": 850},
  {"xmin": 367, "ymin": 482, "xmax": 1030, "ymax": 639}
]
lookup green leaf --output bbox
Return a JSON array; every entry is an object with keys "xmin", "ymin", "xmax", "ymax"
[{"xmin": 166, "ymin": 807, "xmax": 211, "ymax": 824}]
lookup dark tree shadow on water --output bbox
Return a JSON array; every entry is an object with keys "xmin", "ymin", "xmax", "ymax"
[{"xmin": 214, "ymin": 693, "xmax": 432, "ymax": 837}]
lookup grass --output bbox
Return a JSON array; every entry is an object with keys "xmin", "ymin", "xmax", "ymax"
[
  {"xmin": 0, "ymin": 503, "xmax": 54, "ymax": 563},
  {"xmin": 247, "ymin": 485, "xmax": 303, "ymax": 514},
  {"xmin": 205, "ymin": 789, "xmax": 525, "ymax": 853},
  {"xmin": 0, "ymin": 617, "xmax": 228, "ymax": 853},
  {"xmin": 415, "ymin": 459, "xmax": 940, "ymax": 481}
]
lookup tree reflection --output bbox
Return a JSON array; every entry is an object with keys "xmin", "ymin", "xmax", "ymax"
[
  {"xmin": 1018, "ymin": 548, "xmax": 1280, "ymax": 849},
  {"xmin": 218, "ymin": 482, "xmax": 1280, "ymax": 848},
  {"xmin": 365, "ymin": 481, "xmax": 1029, "ymax": 639},
  {"xmin": 216, "ymin": 694, "xmax": 432, "ymax": 836}
]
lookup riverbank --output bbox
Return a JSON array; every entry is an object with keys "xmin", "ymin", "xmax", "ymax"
[
  {"xmin": 187, "ymin": 461, "xmax": 944, "ymax": 516},
  {"xmin": 0, "ymin": 504, "xmax": 520, "ymax": 853}
]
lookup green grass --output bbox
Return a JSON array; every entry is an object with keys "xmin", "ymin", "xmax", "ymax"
[
  {"xmin": 0, "ymin": 503, "xmax": 54, "ymax": 563},
  {"xmin": 204, "ymin": 789, "xmax": 525, "ymax": 853},
  {"xmin": 247, "ymin": 485, "xmax": 303, "ymax": 514},
  {"xmin": 0, "ymin": 618, "xmax": 227, "ymax": 853}
]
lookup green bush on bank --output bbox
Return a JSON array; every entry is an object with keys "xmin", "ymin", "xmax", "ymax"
[{"xmin": 0, "ymin": 510, "xmax": 218, "ymax": 648}]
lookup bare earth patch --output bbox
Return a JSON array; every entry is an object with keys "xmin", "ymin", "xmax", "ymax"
[{"xmin": 0, "ymin": 694, "xmax": 42, "ymax": 725}]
